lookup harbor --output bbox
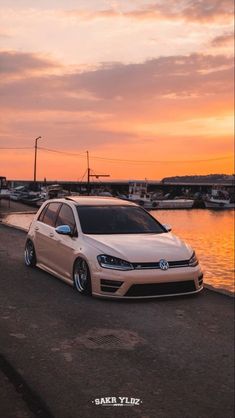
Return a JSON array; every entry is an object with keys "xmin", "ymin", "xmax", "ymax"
[{"xmin": 1, "ymin": 175, "xmax": 235, "ymax": 210}]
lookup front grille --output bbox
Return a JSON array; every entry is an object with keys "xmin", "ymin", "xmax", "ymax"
[
  {"xmin": 125, "ymin": 281, "xmax": 196, "ymax": 297},
  {"xmin": 169, "ymin": 260, "xmax": 190, "ymax": 267},
  {"xmin": 132, "ymin": 259, "xmax": 190, "ymax": 270},
  {"xmin": 100, "ymin": 279, "xmax": 123, "ymax": 293}
]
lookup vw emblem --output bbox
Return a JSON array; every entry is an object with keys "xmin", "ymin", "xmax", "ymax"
[{"xmin": 159, "ymin": 259, "xmax": 169, "ymax": 270}]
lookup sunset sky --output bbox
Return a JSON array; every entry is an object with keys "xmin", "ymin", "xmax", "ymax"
[{"xmin": 0, "ymin": 0, "xmax": 234, "ymax": 181}]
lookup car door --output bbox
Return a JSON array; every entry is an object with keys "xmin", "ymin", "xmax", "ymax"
[
  {"xmin": 34, "ymin": 202, "xmax": 61, "ymax": 270},
  {"xmin": 53, "ymin": 203, "xmax": 79, "ymax": 279}
]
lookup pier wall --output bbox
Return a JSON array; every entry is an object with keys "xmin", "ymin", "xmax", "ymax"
[{"xmin": 8, "ymin": 179, "xmax": 234, "ymax": 196}]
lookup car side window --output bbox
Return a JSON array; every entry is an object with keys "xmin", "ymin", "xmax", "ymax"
[
  {"xmin": 39, "ymin": 202, "xmax": 61, "ymax": 227},
  {"xmin": 56, "ymin": 204, "xmax": 77, "ymax": 235},
  {"xmin": 38, "ymin": 204, "xmax": 48, "ymax": 222}
]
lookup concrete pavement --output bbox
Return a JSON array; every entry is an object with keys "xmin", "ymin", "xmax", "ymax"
[{"xmin": 0, "ymin": 224, "xmax": 234, "ymax": 418}]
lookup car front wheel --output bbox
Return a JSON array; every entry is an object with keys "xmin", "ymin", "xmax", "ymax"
[
  {"xmin": 73, "ymin": 258, "xmax": 91, "ymax": 295},
  {"xmin": 24, "ymin": 240, "xmax": 36, "ymax": 267}
]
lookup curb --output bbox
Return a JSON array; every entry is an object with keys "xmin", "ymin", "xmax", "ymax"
[
  {"xmin": 0, "ymin": 211, "xmax": 36, "ymax": 216},
  {"xmin": 0, "ymin": 211, "xmax": 35, "ymax": 232},
  {"xmin": 0, "ymin": 221, "xmax": 28, "ymax": 232},
  {"xmin": 0, "ymin": 354, "xmax": 54, "ymax": 418},
  {"xmin": 204, "ymin": 283, "xmax": 234, "ymax": 298}
]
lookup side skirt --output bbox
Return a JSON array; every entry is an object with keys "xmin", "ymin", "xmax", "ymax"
[{"xmin": 36, "ymin": 263, "xmax": 73, "ymax": 286}]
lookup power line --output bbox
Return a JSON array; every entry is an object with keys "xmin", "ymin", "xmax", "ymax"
[
  {"xmin": 0, "ymin": 147, "xmax": 33, "ymax": 150},
  {"xmin": 38, "ymin": 147, "xmax": 232, "ymax": 164},
  {"xmin": 0, "ymin": 145, "xmax": 232, "ymax": 164},
  {"xmin": 90, "ymin": 155, "xmax": 231, "ymax": 164},
  {"xmin": 38, "ymin": 147, "xmax": 86, "ymax": 157},
  {"xmin": 38, "ymin": 148, "xmax": 232, "ymax": 164},
  {"xmin": 79, "ymin": 169, "xmax": 88, "ymax": 183}
]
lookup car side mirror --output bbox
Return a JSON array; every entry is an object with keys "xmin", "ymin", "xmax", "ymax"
[
  {"xmin": 163, "ymin": 223, "xmax": 172, "ymax": 232},
  {"xmin": 55, "ymin": 225, "xmax": 72, "ymax": 236}
]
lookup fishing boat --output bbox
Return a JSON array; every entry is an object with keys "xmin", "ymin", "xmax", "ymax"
[
  {"xmin": 35, "ymin": 184, "xmax": 71, "ymax": 207},
  {"xmin": 128, "ymin": 182, "xmax": 194, "ymax": 209},
  {"xmin": 128, "ymin": 182, "xmax": 152, "ymax": 206},
  {"xmin": 10, "ymin": 186, "xmax": 28, "ymax": 201},
  {"xmin": 204, "ymin": 188, "xmax": 234, "ymax": 209},
  {"xmin": 20, "ymin": 193, "xmax": 44, "ymax": 206}
]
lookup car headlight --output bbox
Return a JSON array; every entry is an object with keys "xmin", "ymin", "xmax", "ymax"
[
  {"xmin": 97, "ymin": 255, "xmax": 134, "ymax": 271},
  {"xmin": 189, "ymin": 251, "xmax": 199, "ymax": 267}
]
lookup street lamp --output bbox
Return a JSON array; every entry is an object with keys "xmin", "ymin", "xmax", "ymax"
[{"xmin": 34, "ymin": 136, "xmax": 41, "ymax": 183}]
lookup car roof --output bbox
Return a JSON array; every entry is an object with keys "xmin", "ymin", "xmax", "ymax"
[{"xmin": 51, "ymin": 196, "xmax": 137, "ymax": 207}]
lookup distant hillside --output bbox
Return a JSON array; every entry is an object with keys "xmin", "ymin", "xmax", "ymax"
[{"xmin": 162, "ymin": 174, "xmax": 235, "ymax": 184}]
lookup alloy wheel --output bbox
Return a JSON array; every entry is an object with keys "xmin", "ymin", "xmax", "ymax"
[{"xmin": 74, "ymin": 258, "xmax": 91, "ymax": 294}]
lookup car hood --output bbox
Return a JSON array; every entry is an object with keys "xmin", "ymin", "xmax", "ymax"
[{"xmin": 83, "ymin": 232, "xmax": 192, "ymax": 262}]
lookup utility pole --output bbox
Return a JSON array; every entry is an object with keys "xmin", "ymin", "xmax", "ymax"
[
  {"xmin": 86, "ymin": 150, "xmax": 90, "ymax": 195},
  {"xmin": 34, "ymin": 136, "xmax": 41, "ymax": 183},
  {"xmin": 86, "ymin": 150, "xmax": 110, "ymax": 195}
]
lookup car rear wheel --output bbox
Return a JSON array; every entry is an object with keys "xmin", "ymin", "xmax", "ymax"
[
  {"xmin": 73, "ymin": 258, "xmax": 91, "ymax": 295},
  {"xmin": 24, "ymin": 240, "xmax": 36, "ymax": 267}
]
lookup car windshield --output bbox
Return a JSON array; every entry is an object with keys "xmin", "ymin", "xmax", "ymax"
[{"xmin": 76, "ymin": 205, "xmax": 166, "ymax": 234}]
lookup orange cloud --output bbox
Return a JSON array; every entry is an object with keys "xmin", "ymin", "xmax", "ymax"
[
  {"xmin": 64, "ymin": 1, "xmax": 234, "ymax": 23},
  {"xmin": 0, "ymin": 51, "xmax": 57, "ymax": 75},
  {"xmin": 0, "ymin": 51, "xmax": 234, "ymax": 180},
  {"xmin": 211, "ymin": 32, "xmax": 234, "ymax": 47}
]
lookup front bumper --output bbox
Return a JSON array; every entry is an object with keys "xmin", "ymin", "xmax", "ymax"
[{"xmin": 91, "ymin": 265, "xmax": 203, "ymax": 299}]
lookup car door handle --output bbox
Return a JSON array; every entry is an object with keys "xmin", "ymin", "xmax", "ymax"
[
  {"xmin": 35, "ymin": 226, "xmax": 39, "ymax": 231},
  {"xmin": 49, "ymin": 232, "xmax": 54, "ymax": 237}
]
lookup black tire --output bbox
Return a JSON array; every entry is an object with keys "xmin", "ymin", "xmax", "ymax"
[
  {"xmin": 24, "ymin": 240, "xmax": 37, "ymax": 267},
  {"xmin": 73, "ymin": 258, "xmax": 91, "ymax": 295}
]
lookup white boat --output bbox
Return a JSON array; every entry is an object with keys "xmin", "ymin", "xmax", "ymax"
[
  {"xmin": 128, "ymin": 182, "xmax": 152, "ymax": 206},
  {"xmin": 204, "ymin": 189, "xmax": 234, "ymax": 209},
  {"xmin": 35, "ymin": 184, "xmax": 71, "ymax": 207},
  {"xmin": 128, "ymin": 181, "xmax": 194, "ymax": 209},
  {"xmin": 150, "ymin": 199, "xmax": 194, "ymax": 209},
  {"xmin": 10, "ymin": 186, "xmax": 27, "ymax": 201},
  {"xmin": 0, "ymin": 189, "xmax": 10, "ymax": 198}
]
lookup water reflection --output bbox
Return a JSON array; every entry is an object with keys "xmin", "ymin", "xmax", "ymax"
[{"xmin": 151, "ymin": 209, "xmax": 234, "ymax": 293}]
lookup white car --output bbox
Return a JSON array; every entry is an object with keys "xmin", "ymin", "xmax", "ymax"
[{"xmin": 24, "ymin": 196, "xmax": 203, "ymax": 298}]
